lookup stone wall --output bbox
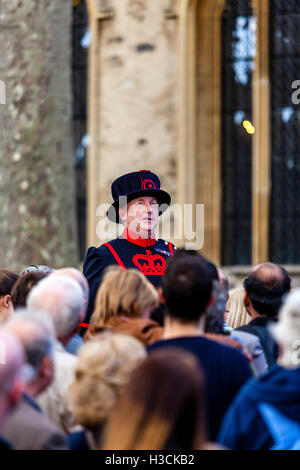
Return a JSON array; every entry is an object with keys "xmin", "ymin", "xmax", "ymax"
[{"xmin": 0, "ymin": 0, "xmax": 78, "ymax": 271}]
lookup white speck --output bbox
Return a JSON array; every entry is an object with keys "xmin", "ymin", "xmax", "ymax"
[
  {"xmin": 14, "ymin": 84, "xmax": 25, "ymax": 100},
  {"xmin": 14, "ymin": 133, "xmax": 21, "ymax": 141},
  {"xmin": 12, "ymin": 152, "xmax": 21, "ymax": 162},
  {"xmin": 20, "ymin": 180, "xmax": 29, "ymax": 191},
  {"xmin": 165, "ymin": 241, "xmax": 168, "ymax": 245},
  {"xmin": 81, "ymin": 134, "xmax": 91, "ymax": 147},
  {"xmin": 81, "ymin": 30, "xmax": 91, "ymax": 48},
  {"xmin": 18, "ymin": 204, "xmax": 26, "ymax": 214}
]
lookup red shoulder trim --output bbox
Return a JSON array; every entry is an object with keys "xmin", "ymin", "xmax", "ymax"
[{"xmin": 103, "ymin": 243, "xmax": 127, "ymax": 270}]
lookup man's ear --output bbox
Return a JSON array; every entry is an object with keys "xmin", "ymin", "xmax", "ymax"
[
  {"xmin": 40, "ymin": 355, "xmax": 54, "ymax": 382},
  {"xmin": 74, "ymin": 310, "xmax": 85, "ymax": 335},
  {"xmin": 206, "ymin": 290, "xmax": 216, "ymax": 308},
  {"xmin": 244, "ymin": 292, "xmax": 251, "ymax": 308},
  {"xmin": 118, "ymin": 207, "xmax": 126, "ymax": 224},
  {"xmin": 8, "ymin": 377, "xmax": 24, "ymax": 407},
  {"xmin": 0, "ymin": 295, "xmax": 11, "ymax": 309}
]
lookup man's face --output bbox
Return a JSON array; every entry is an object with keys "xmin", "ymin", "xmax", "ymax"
[{"xmin": 119, "ymin": 196, "xmax": 159, "ymax": 238}]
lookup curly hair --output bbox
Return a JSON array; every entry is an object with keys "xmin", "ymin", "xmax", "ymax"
[{"xmin": 68, "ymin": 332, "xmax": 146, "ymax": 430}]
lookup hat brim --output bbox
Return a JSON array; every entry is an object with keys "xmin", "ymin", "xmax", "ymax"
[{"xmin": 107, "ymin": 189, "xmax": 171, "ymax": 223}]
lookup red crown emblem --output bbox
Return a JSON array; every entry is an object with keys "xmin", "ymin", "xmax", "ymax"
[{"xmin": 132, "ymin": 250, "xmax": 166, "ymax": 276}]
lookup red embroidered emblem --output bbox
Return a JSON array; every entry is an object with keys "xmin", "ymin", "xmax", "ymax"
[
  {"xmin": 141, "ymin": 179, "xmax": 157, "ymax": 190},
  {"xmin": 132, "ymin": 250, "xmax": 166, "ymax": 276}
]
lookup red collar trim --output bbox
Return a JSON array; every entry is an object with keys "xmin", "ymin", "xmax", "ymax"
[{"xmin": 122, "ymin": 228, "xmax": 156, "ymax": 247}]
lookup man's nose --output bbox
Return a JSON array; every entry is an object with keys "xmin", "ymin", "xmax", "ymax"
[{"xmin": 145, "ymin": 201, "xmax": 152, "ymax": 212}]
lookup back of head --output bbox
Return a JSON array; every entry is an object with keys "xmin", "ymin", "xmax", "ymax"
[
  {"xmin": 5, "ymin": 309, "xmax": 55, "ymax": 377},
  {"xmin": 243, "ymin": 262, "xmax": 291, "ymax": 318},
  {"xmin": 11, "ymin": 271, "xmax": 49, "ymax": 309},
  {"xmin": 102, "ymin": 348, "xmax": 206, "ymax": 450},
  {"xmin": 272, "ymin": 288, "xmax": 300, "ymax": 367},
  {"xmin": 27, "ymin": 275, "xmax": 85, "ymax": 341},
  {"xmin": 205, "ymin": 280, "xmax": 228, "ymax": 334},
  {"xmin": 68, "ymin": 332, "xmax": 146, "ymax": 430},
  {"xmin": 162, "ymin": 249, "xmax": 217, "ymax": 322},
  {"xmin": 90, "ymin": 266, "xmax": 158, "ymax": 328},
  {"xmin": 0, "ymin": 270, "xmax": 19, "ymax": 297},
  {"xmin": 51, "ymin": 268, "xmax": 89, "ymax": 304}
]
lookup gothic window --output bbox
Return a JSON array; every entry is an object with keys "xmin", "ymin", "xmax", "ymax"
[
  {"xmin": 269, "ymin": 0, "xmax": 300, "ymax": 263},
  {"xmin": 221, "ymin": 0, "xmax": 255, "ymax": 265}
]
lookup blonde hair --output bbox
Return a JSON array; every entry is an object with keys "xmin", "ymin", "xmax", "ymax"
[
  {"xmin": 68, "ymin": 332, "xmax": 146, "ymax": 429},
  {"xmin": 89, "ymin": 266, "xmax": 159, "ymax": 328},
  {"xmin": 226, "ymin": 286, "xmax": 251, "ymax": 329}
]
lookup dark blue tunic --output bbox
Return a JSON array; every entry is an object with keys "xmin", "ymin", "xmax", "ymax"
[{"xmin": 83, "ymin": 234, "xmax": 175, "ymax": 324}]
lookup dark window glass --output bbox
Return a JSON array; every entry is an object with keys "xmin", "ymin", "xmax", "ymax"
[
  {"xmin": 72, "ymin": 1, "xmax": 88, "ymax": 260},
  {"xmin": 221, "ymin": 0, "xmax": 255, "ymax": 265},
  {"xmin": 269, "ymin": 0, "xmax": 300, "ymax": 263}
]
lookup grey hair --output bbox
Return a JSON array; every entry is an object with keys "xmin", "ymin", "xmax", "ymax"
[
  {"xmin": 5, "ymin": 308, "xmax": 55, "ymax": 375},
  {"xmin": 27, "ymin": 275, "xmax": 84, "ymax": 340},
  {"xmin": 271, "ymin": 288, "xmax": 300, "ymax": 367}
]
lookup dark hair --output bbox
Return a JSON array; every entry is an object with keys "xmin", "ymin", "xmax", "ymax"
[
  {"xmin": 102, "ymin": 348, "xmax": 206, "ymax": 450},
  {"xmin": 205, "ymin": 280, "xmax": 228, "ymax": 334},
  {"xmin": 0, "ymin": 269, "xmax": 19, "ymax": 297},
  {"xmin": 10, "ymin": 271, "xmax": 49, "ymax": 309},
  {"xmin": 162, "ymin": 249, "xmax": 218, "ymax": 322},
  {"xmin": 243, "ymin": 265, "xmax": 291, "ymax": 318}
]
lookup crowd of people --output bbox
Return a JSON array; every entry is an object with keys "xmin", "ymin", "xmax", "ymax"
[
  {"xmin": 0, "ymin": 251, "xmax": 299, "ymax": 450},
  {"xmin": 1, "ymin": 170, "xmax": 300, "ymax": 451}
]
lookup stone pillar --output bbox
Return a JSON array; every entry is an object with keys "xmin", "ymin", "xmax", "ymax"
[{"xmin": 0, "ymin": 0, "xmax": 78, "ymax": 271}]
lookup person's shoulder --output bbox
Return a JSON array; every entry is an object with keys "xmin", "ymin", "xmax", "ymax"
[
  {"xmin": 86, "ymin": 238, "xmax": 120, "ymax": 254},
  {"xmin": 147, "ymin": 336, "xmax": 207, "ymax": 354},
  {"xmin": 83, "ymin": 239, "xmax": 121, "ymax": 267},
  {"xmin": 204, "ymin": 335, "xmax": 252, "ymax": 370},
  {"xmin": 2, "ymin": 396, "xmax": 67, "ymax": 449},
  {"xmin": 54, "ymin": 343, "xmax": 78, "ymax": 367}
]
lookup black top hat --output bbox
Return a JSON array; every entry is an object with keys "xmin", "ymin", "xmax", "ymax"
[{"xmin": 107, "ymin": 170, "xmax": 171, "ymax": 223}]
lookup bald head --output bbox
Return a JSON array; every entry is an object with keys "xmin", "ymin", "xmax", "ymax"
[
  {"xmin": 244, "ymin": 262, "xmax": 291, "ymax": 318},
  {"xmin": 252, "ymin": 262, "xmax": 286, "ymax": 287},
  {"xmin": 51, "ymin": 268, "xmax": 89, "ymax": 302}
]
